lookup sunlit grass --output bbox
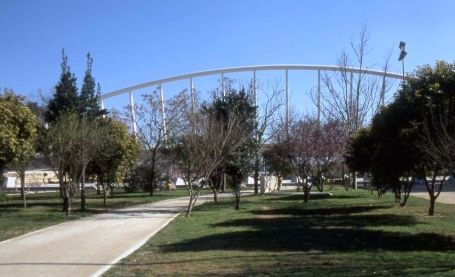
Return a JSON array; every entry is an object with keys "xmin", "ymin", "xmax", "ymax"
[{"xmin": 104, "ymin": 186, "xmax": 455, "ymax": 277}]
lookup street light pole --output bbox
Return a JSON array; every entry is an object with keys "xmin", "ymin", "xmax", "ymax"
[{"xmin": 398, "ymin": 41, "xmax": 407, "ymax": 85}]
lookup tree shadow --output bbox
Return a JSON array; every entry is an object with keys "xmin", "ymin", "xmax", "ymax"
[
  {"xmin": 251, "ymin": 205, "xmax": 393, "ymax": 217},
  {"xmin": 263, "ymin": 194, "xmax": 362, "ymax": 202},
  {"xmin": 161, "ymin": 206, "xmax": 453, "ymax": 254},
  {"xmin": 0, "ymin": 203, "xmax": 63, "ymax": 210}
]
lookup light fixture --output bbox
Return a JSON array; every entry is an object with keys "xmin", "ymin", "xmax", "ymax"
[{"xmin": 398, "ymin": 50, "xmax": 407, "ymax": 61}]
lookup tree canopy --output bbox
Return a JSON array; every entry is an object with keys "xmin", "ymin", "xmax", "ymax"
[
  {"xmin": 44, "ymin": 49, "xmax": 102, "ymax": 123},
  {"xmin": 347, "ymin": 61, "xmax": 455, "ymax": 215},
  {"xmin": 0, "ymin": 89, "xmax": 38, "ymax": 173}
]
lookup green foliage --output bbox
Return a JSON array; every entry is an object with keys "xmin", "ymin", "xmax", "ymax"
[
  {"xmin": 262, "ymin": 144, "xmax": 294, "ymax": 177},
  {"xmin": 206, "ymin": 87, "xmax": 257, "ymax": 189},
  {"xmin": 44, "ymin": 49, "xmax": 79, "ymax": 123},
  {"xmin": 0, "ymin": 193, "xmax": 10, "ymax": 203},
  {"xmin": 44, "ymin": 49, "xmax": 102, "ymax": 123},
  {"xmin": 0, "ymin": 88, "xmax": 38, "ymax": 172},
  {"xmin": 39, "ymin": 110, "xmax": 109, "ymax": 214},
  {"xmin": 79, "ymin": 53, "xmax": 102, "ymax": 116},
  {"xmin": 346, "ymin": 127, "xmax": 374, "ymax": 173},
  {"xmin": 349, "ymin": 61, "xmax": 455, "ymax": 182},
  {"xmin": 90, "ymin": 119, "xmax": 140, "ymax": 189},
  {"xmin": 347, "ymin": 61, "xmax": 455, "ymax": 212}
]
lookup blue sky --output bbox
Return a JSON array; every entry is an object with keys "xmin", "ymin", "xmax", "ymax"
[{"xmin": 1, "ymin": 0, "xmax": 455, "ymax": 112}]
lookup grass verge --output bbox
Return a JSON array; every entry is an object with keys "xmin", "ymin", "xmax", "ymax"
[
  {"xmin": 104, "ymin": 187, "xmax": 455, "ymax": 277},
  {"xmin": 0, "ymin": 188, "xmax": 191, "ymax": 242}
]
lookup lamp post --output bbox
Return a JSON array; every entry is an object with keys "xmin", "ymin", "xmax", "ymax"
[
  {"xmin": 398, "ymin": 41, "xmax": 407, "ymax": 84},
  {"xmin": 81, "ymin": 109, "xmax": 110, "ymax": 211}
]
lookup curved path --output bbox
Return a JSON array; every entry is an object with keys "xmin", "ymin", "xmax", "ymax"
[{"xmin": 0, "ymin": 194, "xmax": 224, "ymax": 277}]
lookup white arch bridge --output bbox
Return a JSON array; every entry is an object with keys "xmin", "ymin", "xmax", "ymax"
[{"xmin": 99, "ymin": 64, "xmax": 403, "ymax": 134}]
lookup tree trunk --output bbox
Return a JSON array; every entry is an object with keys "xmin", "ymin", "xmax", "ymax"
[
  {"xmin": 185, "ymin": 195, "xmax": 195, "ymax": 217},
  {"xmin": 21, "ymin": 170, "xmax": 26, "ymax": 208},
  {"xmin": 351, "ymin": 171, "xmax": 358, "ymax": 190},
  {"xmin": 150, "ymin": 182, "xmax": 154, "ymax": 196},
  {"xmin": 234, "ymin": 192, "xmax": 241, "ymax": 210},
  {"xmin": 303, "ymin": 181, "xmax": 311, "ymax": 203},
  {"xmin": 254, "ymin": 155, "xmax": 259, "ymax": 194},
  {"xmin": 212, "ymin": 187, "xmax": 219, "ymax": 202},
  {"xmin": 429, "ymin": 196, "xmax": 435, "ymax": 216},
  {"xmin": 185, "ymin": 188, "xmax": 202, "ymax": 217},
  {"xmin": 221, "ymin": 171, "xmax": 226, "ymax": 193},
  {"xmin": 103, "ymin": 184, "xmax": 108, "ymax": 206},
  {"xmin": 97, "ymin": 178, "xmax": 101, "ymax": 194},
  {"xmin": 63, "ymin": 191, "xmax": 71, "ymax": 216},
  {"xmin": 303, "ymin": 189, "xmax": 310, "ymax": 203}
]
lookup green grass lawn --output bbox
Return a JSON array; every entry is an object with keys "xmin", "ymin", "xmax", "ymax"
[
  {"xmin": 104, "ymin": 187, "xmax": 455, "ymax": 277},
  {"xmin": 0, "ymin": 188, "xmax": 191, "ymax": 242}
]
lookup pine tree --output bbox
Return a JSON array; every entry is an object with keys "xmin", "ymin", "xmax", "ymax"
[
  {"xmin": 44, "ymin": 49, "xmax": 79, "ymax": 123},
  {"xmin": 79, "ymin": 53, "xmax": 101, "ymax": 116}
]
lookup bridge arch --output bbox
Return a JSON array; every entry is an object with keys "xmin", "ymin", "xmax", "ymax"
[{"xmin": 100, "ymin": 64, "xmax": 403, "ymax": 135}]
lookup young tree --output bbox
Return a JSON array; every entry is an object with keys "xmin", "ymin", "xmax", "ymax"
[
  {"xmin": 410, "ymin": 61, "xmax": 455, "ymax": 215},
  {"xmin": 205, "ymin": 87, "xmax": 257, "ymax": 202},
  {"xmin": 347, "ymin": 61, "xmax": 455, "ymax": 215},
  {"xmin": 313, "ymin": 24, "xmax": 393, "ymax": 137},
  {"xmin": 171, "ymin": 88, "xmax": 256, "ymax": 216},
  {"xmin": 0, "ymin": 89, "xmax": 38, "ymax": 207},
  {"xmin": 311, "ymin": 24, "xmax": 394, "ymax": 189},
  {"xmin": 276, "ymin": 114, "xmax": 346, "ymax": 202},
  {"xmin": 90, "ymin": 119, "xmax": 140, "ymax": 205},
  {"xmin": 252, "ymin": 80, "xmax": 285, "ymax": 194},
  {"xmin": 124, "ymin": 89, "xmax": 190, "ymax": 196},
  {"xmin": 40, "ymin": 111, "xmax": 104, "ymax": 215}
]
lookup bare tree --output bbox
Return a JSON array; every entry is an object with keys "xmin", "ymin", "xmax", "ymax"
[
  {"xmin": 40, "ymin": 111, "xmax": 103, "ymax": 215},
  {"xmin": 123, "ymin": 89, "xmax": 190, "ymax": 196},
  {"xmin": 310, "ymin": 24, "xmax": 394, "ymax": 189},
  {"xmin": 252, "ymin": 80, "xmax": 286, "ymax": 194},
  {"xmin": 273, "ymin": 113, "xmax": 346, "ymax": 202},
  {"xmin": 171, "ymin": 91, "xmax": 255, "ymax": 217},
  {"xmin": 312, "ymin": 23, "xmax": 394, "ymax": 139}
]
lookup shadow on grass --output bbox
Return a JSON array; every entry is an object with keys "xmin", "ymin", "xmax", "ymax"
[
  {"xmin": 264, "ymin": 194, "xmax": 361, "ymax": 203},
  {"xmin": 161, "ymin": 205, "xmax": 454, "ymax": 253},
  {"xmin": 251, "ymin": 205, "xmax": 392, "ymax": 217},
  {"xmin": 0, "ymin": 203, "xmax": 63, "ymax": 210}
]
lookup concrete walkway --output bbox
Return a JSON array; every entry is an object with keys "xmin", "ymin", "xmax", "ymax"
[{"xmin": 0, "ymin": 194, "xmax": 223, "ymax": 277}]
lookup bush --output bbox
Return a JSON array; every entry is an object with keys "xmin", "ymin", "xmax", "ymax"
[{"xmin": 0, "ymin": 193, "xmax": 10, "ymax": 203}]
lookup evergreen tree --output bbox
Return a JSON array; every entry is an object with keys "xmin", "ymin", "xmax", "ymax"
[
  {"xmin": 44, "ymin": 49, "xmax": 79, "ymax": 123},
  {"xmin": 79, "ymin": 53, "xmax": 101, "ymax": 116}
]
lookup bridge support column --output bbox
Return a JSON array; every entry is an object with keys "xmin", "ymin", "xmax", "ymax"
[
  {"xmin": 285, "ymin": 69, "xmax": 289, "ymax": 139},
  {"xmin": 159, "ymin": 85, "xmax": 167, "ymax": 142},
  {"xmin": 221, "ymin": 73, "xmax": 225, "ymax": 97},
  {"xmin": 129, "ymin": 91, "xmax": 137, "ymax": 135},
  {"xmin": 190, "ymin": 78, "xmax": 194, "ymax": 132},
  {"xmin": 318, "ymin": 70, "xmax": 321, "ymax": 122}
]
